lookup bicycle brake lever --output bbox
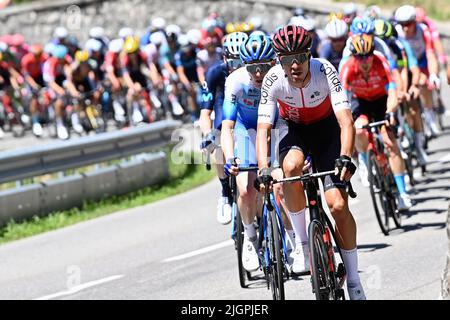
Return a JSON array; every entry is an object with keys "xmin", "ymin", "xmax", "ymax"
[{"xmin": 346, "ymin": 181, "xmax": 357, "ymax": 199}]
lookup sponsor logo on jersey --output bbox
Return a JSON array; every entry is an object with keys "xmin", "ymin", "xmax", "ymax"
[
  {"xmin": 260, "ymin": 73, "xmax": 279, "ymax": 104},
  {"xmin": 320, "ymin": 63, "xmax": 343, "ymax": 93}
]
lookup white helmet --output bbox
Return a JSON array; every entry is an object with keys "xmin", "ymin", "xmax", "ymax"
[
  {"xmin": 108, "ymin": 38, "xmax": 124, "ymax": 53},
  {"xmin": 118, "ymin": 27, "xmax": 134, "ymax": 39},
  {"xmin": 152, "ymin": 17, "xmax": 166, "ymax": 30},
  {"xmin": 0, "ymin": 42, "xmax": 7, "ymax": 52},
  {"xmin": 186, "ymin": 29, "xmax": 201, "ymax": 45},
  {"xmin": 289, "ymin": 16, "xmax": 316, "ymax": 31},
  {"xmin": 89, "ymin": 26, "xmax": 105, "ymax": 39},
  {"xmin": 395, "ymin": 5, "xmax": 416, "ymax": 23},
  {"xmin": 364, "ymin": 5, "xmax": 382, "ymax": 20},
  {"xmin": 54, "ymin": 26, "xmax": 68, "ymax": 39},
  {"xmin": 343, "ymin": 2, "xmax": 358, "ymax": 15},
  {"xmin": 85, "ymin": 38, "xmax": 103, "ymax": 53},
  {"xmin": 178, "ymin": 34, "xmax": 190, "ymax": 48},
  {"xmin": 44, "ymin": 42, "xmax": 56, "ymax": 55},
  {"xmin": 166, "ymin": 24, "xmax": 181, "ymax": 37},
  {"xmin": 325, "ymin": 19, "xmax": 348, "ymax": 39},
  {"xmin": 150, "ymin": 31, "xmax": 166, "ymax": 46}
]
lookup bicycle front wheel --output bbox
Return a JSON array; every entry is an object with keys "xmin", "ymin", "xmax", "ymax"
[
  {"xmin": 309, "ymin": 220, "xmax": 333, "ymax": 300},
  {"xmin": 269, "ymin": 209, "xmax": 285, "ymax": 300},
  {"xmin": 234, "ymin": 203, "xmax": 248, "ymax": 288}
]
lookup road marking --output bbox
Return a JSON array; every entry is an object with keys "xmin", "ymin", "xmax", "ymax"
[
  {"xmin": 439, "ymin": 153, "xmax": 450, "ymax": 163},
  {"xmin": 163, "ymin": 239, "xmax": 234, "ymax": 263},
  {"xmin": 34, "ymin": 275, "xmax": 124, "ymax": 300}
]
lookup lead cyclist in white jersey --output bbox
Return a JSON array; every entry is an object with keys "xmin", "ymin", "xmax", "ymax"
[{"xmin": 255, "ymin": 25, "xmax": 366, "ymax": 300}]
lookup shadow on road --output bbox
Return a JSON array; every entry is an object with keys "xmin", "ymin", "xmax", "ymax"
[
  {"xmin": 396, "ymin": 222, "xmax": 446, "ymax": 234},
  {"xmin": 413, "ymin": 184, "xmax": 450, "ymax": 192},
  {"xmin": 356, "ymin": 243, "xmax": 391, "ymax": 252},
  {"xmin": 412, "ymin": 195, "xmax": 450, "ymax": 204},
  {"xmin": 404, "ymin": 208, "xmax": 448, "ymax": 218},
  {"xmin": 427, "ymin": 147, "xmax": 450, "ymax": 156}
]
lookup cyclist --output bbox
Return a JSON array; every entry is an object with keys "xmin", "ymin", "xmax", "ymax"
[
  {"xmin": 196, "ymin": 36, "xmax": 222, "ymax": 84},
  {"xmin": 104, "ymin": 38, "xmax": 127, "ymax": 123},
  {"xmin": 320, "ymin": 17, "xmax": 349, "ymax": 70},
  {"xmin": 65, "ymin": 49, "xmax": 99, "ymax": 134},
  {"xmin": 21, "ymin": 44, "xmax": 48, "ymax": 137},
  {"xmin": 374, "ymin": 19, "xmax": 429, "ymax": 167},
  {"xmin": 199, "ymin": 31, "xmax": 248, "ymax": 225},
  {"xmin": 394, "ymin": 5, "xmax": 441, "ymax": 137},
  {"xmin": 342, "ymin": 2, "xmax": 358, "ymax": 26},
  {"xmin": 121, "ymin": 36, "xmax": 152, "ymax": 125},
  {"xmin": 175, "ymin": 35, "xmax": 201, "ymax": 122},
  {"xmin": 43, "ymin": 44, "xmax": 72, "ymax": 140},
  {"xmin": 340, "ymin": 34, "xmax": 412, "ymax": 211},
  {"xmin": 415, "ymin": 7, "xmax": 447, "ymax": 69},
  {"xmin": 221, "ymin": 34, "xmax": 277, "ymax": 272},
  {"xmin": 256, "ymin": 25, "xmax": 366, "ymax": 299},
  {"xmin": 289, "ymin": 15, "xmax": 321, "ymax": 58}
]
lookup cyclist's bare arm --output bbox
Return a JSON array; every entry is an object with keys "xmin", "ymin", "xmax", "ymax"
[
  {"xmin": 149, "ymin": 62, "xmax": 162, "ymax": 87},
  {"xmin": 387, "ymin": 88, "xmax": 399, "ymax": 114},
  {"xmin": 197, "ymin": 65, "xmax": 206, "ymax": 85},
  {"xmin": 335, "ymin": 108, "xmax": 355, "ymax": 158},
  {"xmin": 256, "ymin": 122, "xmax": 272, "ymax": 170},
  {"xmin": 220, "ymin": 119, "xmax": 236, "ymax": 162},
  {"xmin": 200, "ymin": 109, "xmax": 213, "ymax": 135},
  {"xmin": 176, "ymin": 65, "xmax": 191, "ymax": 88},
  {"xmin": 163, "ymin": 62, "xmax": 177, "ymax": 78}
]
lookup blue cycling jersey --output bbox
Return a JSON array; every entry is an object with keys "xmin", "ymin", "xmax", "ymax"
[
  {"xmin": 222, "ymin": 67, "xmax": 262, "ymax": 130},
  {"xmin": 319, "ymin": 41, "xmax": 344, "ymax": 71},
  {"xmin": 174, "ymin": 48, "xmax": 199, "ymax": 83},
  {"xmin": 200, "ymin": 62, "xmax": 229, "ymax": 130}
]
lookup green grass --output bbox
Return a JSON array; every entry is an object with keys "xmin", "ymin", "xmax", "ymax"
[
  {"xmin": 0, "ymin": 153, "xmax": 215, "ymax": 244},
  {"xmin": 334, "ymin": 0, "xmax": 450, "ymax": 21}
]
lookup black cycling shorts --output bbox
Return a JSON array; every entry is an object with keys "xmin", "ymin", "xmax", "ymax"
[
  {"xmin": 278, "ymin": 114, "xmax": 346, "ymax": 191},
  {"xmin": 352, "ymin": 95, "xmax": 388, "ymax": 122}
]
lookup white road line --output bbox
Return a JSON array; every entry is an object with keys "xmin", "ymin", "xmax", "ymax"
[
  {"xmin": 163, "ymin": 239, "xmax": 234, "ymax": 263},
  {"xmin": 34, "ymin": 275, "xmax": 124, "ymax": 300}
]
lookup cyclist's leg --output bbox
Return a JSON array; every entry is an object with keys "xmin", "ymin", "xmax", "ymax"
[
  {"xmin": 317, "ymin": 129, "xmax": 364, "ymax": 298},
  {"xmin": 419, "ymin": 69, "xmax": 440, "ymax": 136},
  {"xmin": 353, "ymin": 99, "xmax": 371, "ymax": 186}
]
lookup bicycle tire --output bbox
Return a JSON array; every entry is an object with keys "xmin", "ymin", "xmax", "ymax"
[
  {"xmin": 235, "ymin": 203, "xmax": 248, "ymax": 289},
  {"xmin": 367, "ymin": 150, "xmax": 390, "ymax": 235},
  {"xmin": 269, "ymin": 209, "xmax": 285, "ymax": 300},
  {"xmin": 309, "ymin": 220, "xmax": 333, "ymax": 300},
  {"xmin": 386, "ymin": 170, "xmax": 402, "ymax": 228}
]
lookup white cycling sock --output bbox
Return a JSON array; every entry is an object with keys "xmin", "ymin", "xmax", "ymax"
[
  {"xmin": 243, "ymin": 221, "xmax": 256, "ymax": 241},
  {"xmin": 341, "ymin": 247, "xmax": 360, "ymax": 286},
  {"xmin": 288, "ymin": 208, "xmax": 308, "ymax": 247},
  {"xmin": 56, "ymin": 117, "xmax": 64, "ymax": 127},
  {"xmin": 285, "ymin": 228, "xmax": 295, "ymax": 251}
]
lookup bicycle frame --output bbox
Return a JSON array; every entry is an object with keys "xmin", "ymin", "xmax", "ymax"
[{"xmin": 364, "ymin": 120, "xmax": 390, "ymax": 177}]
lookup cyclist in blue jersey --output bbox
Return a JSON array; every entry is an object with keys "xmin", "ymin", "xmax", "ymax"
[
  {"xmin": 374, "ymin": 19, "xmax": 428, "ymax": 167},
  {"xmin": 221, "ymin": 34, "xmax": 277, "ymax": 272},
  {"xmin": 199, "ymin": 32, "xmax": 248, "ymax": 225},
  {"xmin": 320, "ymin": 18, "xmax": 349, "ymax": 70}
]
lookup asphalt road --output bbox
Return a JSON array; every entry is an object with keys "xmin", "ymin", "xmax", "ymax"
[{"xmin": 0, "ymin": 82, "xmax": 449, "ymax": 300}]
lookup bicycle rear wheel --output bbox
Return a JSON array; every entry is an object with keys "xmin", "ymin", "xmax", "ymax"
[
  {"xmin": 269, "ymin": 210, "xmax": 285, "ymax": 300},
  {"xmin": 367, "ymin": 150, "xmax": 390, "ymax": 235},
  {"xmin": 309, "ymin": 220, "xmax": 333, "ymax": 300}
]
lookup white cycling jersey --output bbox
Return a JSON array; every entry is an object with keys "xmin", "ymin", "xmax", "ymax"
[{"xmin": 258, "ymin": 58, "xmax": 350, "ymax": 126}]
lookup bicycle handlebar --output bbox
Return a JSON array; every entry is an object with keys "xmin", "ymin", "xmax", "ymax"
[
  {"xmin": 361, "ymin": 120, "xmax": 388, "ymax": 130},
  {"xmin": 273, "ymin": 170, "xmax": 357, "ymax": 199}
]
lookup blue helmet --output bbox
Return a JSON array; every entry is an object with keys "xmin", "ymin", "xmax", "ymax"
[
  {"xmin": 239, "ymin": 35, "xmax": 275, "ymax": 64},
  {"xmin": 350, "ymin": 17, "xmax": 375, "ymax": 35},
  {"xmin": 53, "ymin": 45, "xmax": 68, "ymax": 59}
]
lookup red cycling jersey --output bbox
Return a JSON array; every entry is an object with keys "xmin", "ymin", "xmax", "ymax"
[
  {"xmin": 340, "ymin": 51, "xmax": 396, "ymax": 101},
  {"xmin": 43, "ymin": 55, "xmax": 72, "ymax": 84},
  {"xmin": 120, "ymin": 51, "xmax": 148, "ymax": 75},
  {"xmin": 104, "ymin": 51, "xmax": 122, "ymax": 76},
  {"xmin": 21, "ymin": 53, "xmax": 48, "ymax": 79}
]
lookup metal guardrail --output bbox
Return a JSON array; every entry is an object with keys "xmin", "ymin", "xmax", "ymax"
[
  {"xmin": 0, "ymin": 119, "xmax": 181, "ymax": 184},
  {"xmin": 0, "ymin": 120, "xmax": 182, "ymax": 226}
]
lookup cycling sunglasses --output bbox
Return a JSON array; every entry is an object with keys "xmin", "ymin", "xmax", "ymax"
[
  {"xmin": 279, "ymin": 52, "xmax": 311, "ymax": 66},
  {"xmin": 399, "ymin": 21, "xmax": 414, "ymax": 27},
  {"xmin": 354, "ymin": 54, "xmax": 373, "ymax": 61},
  {"xmin": 226, "ymin": 58, "xmax": 244, "ymax": 70},
  {"xmin": 245, "ymin": 62, "xmax": 273, "ymax": 74}
]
